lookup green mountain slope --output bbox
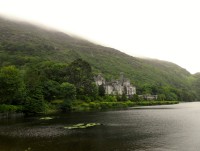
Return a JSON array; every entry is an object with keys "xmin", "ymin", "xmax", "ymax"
[{"xmin": 0, "ymin": 16, "xmax": 198, "ymax": 101}]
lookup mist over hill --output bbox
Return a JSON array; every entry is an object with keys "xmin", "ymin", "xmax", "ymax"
[{"xmin": 0, "ymin": 16, "xmax": 199, "ymax": 101}]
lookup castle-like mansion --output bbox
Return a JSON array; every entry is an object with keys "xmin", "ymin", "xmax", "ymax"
[{"xmin": 94, "ymin": 73, "xmax": 136, "ymax": 96}]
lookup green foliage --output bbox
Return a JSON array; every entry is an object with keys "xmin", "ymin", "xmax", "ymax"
[
  {"xmin": 42, "ymin": 80, "xmax": 60, "ymax": 101},
  {"xmin": 98, "ymin": 84, "xmax": 105, "ymax": 96},
  {"xmin": 71, "ymin": 100, "xmax": 178, "ymax": 112},
  {"xmin": 0, "ymin": 17, "xmax": 198, "ymax": 114},
  {"xmin": 89, "ymin": 83, "xmax": 99, "ymax": 99},
  {"xmin": 23, "ymin": 97, "xmax": 46, "ymax": 114},
  {"xmin": 0, "ymin": 66, "xmax": 25, "ymax": 104},
  {"xmin": 115, "ymin": 94, "xmax": 128, "ymax": 102},
  {"xmin": 0, "ymin": 104, "xmax": 23, "ymax": 113},
  {"xmin": 67, "ymin": 58, "xmax": 97, "ymax": 98},
  {"xmin": 137, "ymin": 101, "xmax": 179, "ymax": 106},
  {"xmin": 190, "ymin": 73, "xmax": 200, "ymax": 101},
  {"xmin": 23, "ymin": 66, "xmax": 46, "ymax": 113},
  {"xmin": 71, "ymin": 101, "xmax": 135, "ymax": 111},
  {"xmin": 121, "ymin": 93, "xmax": 128, "ymax": 102},
  {"xmin": 59, "ymin": 82, "xmax": 76, "ymax": 112},
  {"xmin": 37, "ymin": 61, "xmax": 68, "ymax": 83},
  {"xmin": 24, "ymin": 66, "xmax": 43, "ymax": 97},
  {"xmin": 157, "ymin": 94, "xmax": 166, "ymax": 101},
  {"xmin": 60, "ymin": 82, "xmax": 76, "ymax": 100},
  {"xmin": 103, "ymin": 95, "xmax": 117, "ymax": 102},
  {"xmin": 116, "ymin": 95, "xmax": 121, "ymax": 102},
  {"xmin": 130, "ymin": 94, "xmax": 140, "ymax": 102}
]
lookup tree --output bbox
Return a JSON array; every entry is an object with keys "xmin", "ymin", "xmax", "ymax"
[
  {"xmin": 141, "ymin": 84, "xmax": 153, "ymax": 94},
  {"xmin": 42, "ymin": 80, "xmax": 60, "ymax": 101},
  {"xmin": 157, "ymin": 94, "xmax": 166, "ymax": 101},
  {"xmin": 23, "ymin": 66, "xmax": 45, "ymax": 113},
  {"xmin": 161, "ymin": 86, "xmax": 178, "ymax": 101},
  {"xmin": 67, "ymin": 58, "xmax": 95, "ymax": 97},
  {"xmin": 60, "ymin": 82, "xmax": 76, "ymax": 111},
  {"xmin": 98, "ymin": 84, "xmax": 105, "ymax": 97},
  {"xmin": 89, "ymin": 83, "xmax": 98, "ymax": 100},
  {"xmin": 23, "ymin": 95, "xmax": 46, "ymax": 114},
  {"xmin": 24, "ymin": 66, "xmax": 43, "ymax": 99},
  {"xmin": 116, "ymin": 94, "xmax": 121, "ymax": 102},
  {"xmin": 60, "ymin": 82, "xmax": 76, "ymax": 100},
  {"xmin": 130, "ymin": 94, "xmax": 140, "ymax": 102},
  {"xmin": 0, "ymin": 66, "xmax": 25, "ymax": 104},
  {"xmin": 121, "ymin": 93, "xmax": 127, "ymax": 101},
  {"xmin": 38, "ymin": 61, "xmax": 68, "ymax": 83}
]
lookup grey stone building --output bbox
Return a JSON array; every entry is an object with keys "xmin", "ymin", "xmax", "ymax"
[{"xmin": 94, "ymin": 73, "xmax": 136, "ymax": 96}]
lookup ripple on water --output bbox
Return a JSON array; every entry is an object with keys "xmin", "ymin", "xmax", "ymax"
[{"xmin": 0, "ymin": 125, "xmax": 76, "ymax": 138}]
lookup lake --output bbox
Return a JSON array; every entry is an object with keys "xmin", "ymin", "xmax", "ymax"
[{"xmin": 0, "ymin": 102, "xmax": 200, "ymax": 151}]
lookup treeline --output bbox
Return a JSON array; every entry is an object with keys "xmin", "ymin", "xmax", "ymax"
[
  {"xmin": 0, "ymin": 58, "xmax": 186, "ymax": 113},
  {"xmin": 137, "ymin": 83, "xmax": 196, "ymax": 102},
  {"xmin": 0, "ymin": 59, "xmax": 96, "ymax": 113}
]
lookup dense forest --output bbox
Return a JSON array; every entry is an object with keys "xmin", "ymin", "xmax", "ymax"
[
  {"xmin": 0, "ymin": 17, "xmax": 199, "ymax": 113},
  {"xmin": 0, "ymin": 58, "xmax": 100, "ymax": 113}
]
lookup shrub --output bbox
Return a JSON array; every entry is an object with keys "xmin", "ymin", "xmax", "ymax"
[
  {"xmin": 103, "ymin": 96, "xmax": 117, "ymax": 102},
  {"xmin": 50, "ymin": 100, "xmax": 64, "ymax": 105},
  {"xmin": 0, "ymin": 104, "xmax": 23, "ymax": 113},
  {"xmin": 23, "ymin": 98, "xmax": 47, "ymax": 114},
  {"xmin": 89, "ymin": 102, "xmax": 101, "ymax": 110}
]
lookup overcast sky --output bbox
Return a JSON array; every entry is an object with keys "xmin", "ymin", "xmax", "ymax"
[{"xmin": 0, "ymin": 0, "xmax": 200, "ymax": 73}]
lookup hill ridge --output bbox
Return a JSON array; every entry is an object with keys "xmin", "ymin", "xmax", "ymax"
[{"xmin": 0, "ymin": 16, "xmax": 199, "ymax": 101}]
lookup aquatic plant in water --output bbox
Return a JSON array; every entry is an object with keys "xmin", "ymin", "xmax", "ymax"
[
  {"xmin": 40, "ymin": 117, "xmax": 54, "ymax": 120},
  {"xmin": 64, "ymin": 123, "xmax": 101, "ymax": 129},
  {"xmin": 24, "ymin": 147, "xmax": 31, "ymax": 151}
]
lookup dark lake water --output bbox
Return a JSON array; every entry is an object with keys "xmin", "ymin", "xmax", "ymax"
[{"xmin": 1, "ymin": 102, "xmax": 200, "ymax": 151}]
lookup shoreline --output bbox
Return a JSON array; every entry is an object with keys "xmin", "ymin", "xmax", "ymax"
[
  {"xmin": 71, "ymin": 101, "xmax": 179, "ymax": 112},
  {"xmin": 0, "ymin": 101, "xmax": 179, "ymax": 115}
]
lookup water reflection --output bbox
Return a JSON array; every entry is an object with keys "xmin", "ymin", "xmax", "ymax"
[{"xmin": 0, "ymin": 102, "xmax": 200, "ymax": 151}]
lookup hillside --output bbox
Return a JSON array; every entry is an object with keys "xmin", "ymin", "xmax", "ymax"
[{"xmin": 0, "ymin": 16, "xmax": 198, "ymax": 101}]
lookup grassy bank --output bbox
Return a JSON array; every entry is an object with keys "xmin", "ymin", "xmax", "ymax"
[
  {"xmin": 0, "ymin": 104, "xmax": 23, "ymax": 113},
  {"xmin": 136, "ymin": 101, "xmax": 179, "ymax": 106},
  {"xmin": 0, "ymin": 101, "xmax": 179, "ymax": 113},
  {"xmin": 71, "ymin": 100, "xmax": 179, "ymax": 112}
]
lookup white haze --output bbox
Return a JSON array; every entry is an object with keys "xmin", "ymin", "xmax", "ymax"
[{"xmin": 0, "ymin": 0, "xmax": 200, "ymax": 74}]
